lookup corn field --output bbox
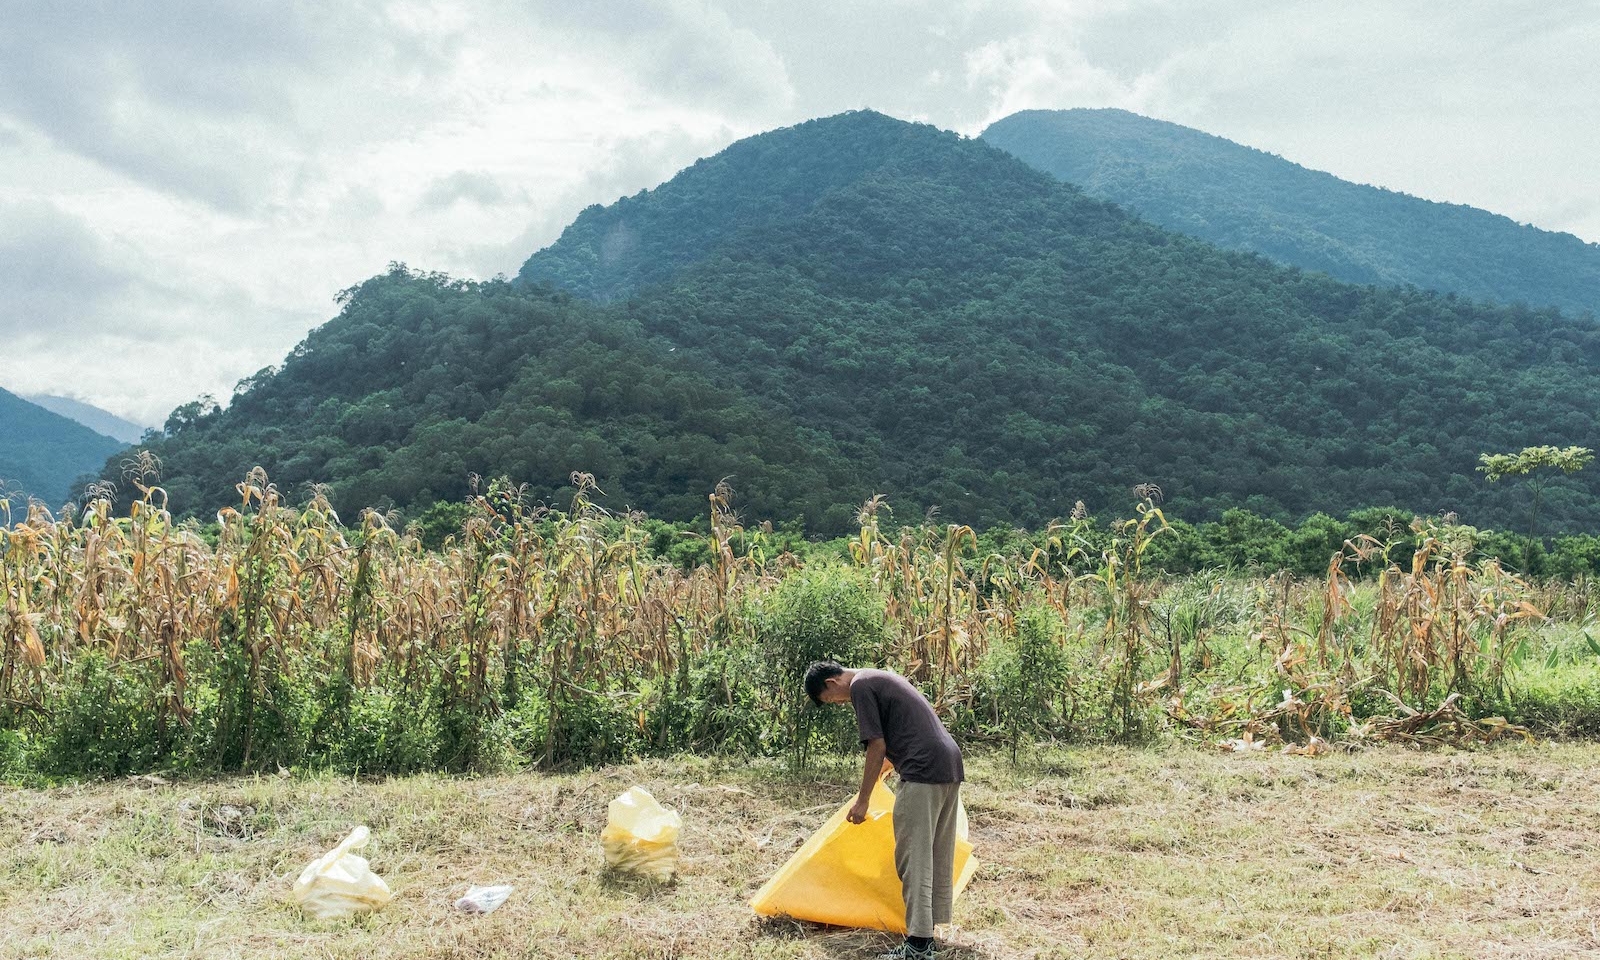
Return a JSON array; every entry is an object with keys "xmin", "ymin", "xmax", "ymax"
[{"xmin": 2, "ymin": 469, "xmax": 1592, "ymax": 780}]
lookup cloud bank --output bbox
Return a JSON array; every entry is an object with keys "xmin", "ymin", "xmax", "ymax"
[{"xmin": 1, "ymin": 0, "xmax": 1593, "ymax": 424}]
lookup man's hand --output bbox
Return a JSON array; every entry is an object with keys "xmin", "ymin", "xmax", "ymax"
[
  {"xmin": 851, "ymin": 737, "xmax": 886, "ymax": 824},
  {"xmin": 846, "ymin": 796, "xmax": 870, "ymax": 824},
  {"xmin": 879, "ymin": 758, "xmax": 894, "ymax": 780}
]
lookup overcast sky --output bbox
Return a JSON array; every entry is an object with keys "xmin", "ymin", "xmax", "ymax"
[{"xmin": 3, "ymin": 0, "xmax": 1596, "ymax": 426}]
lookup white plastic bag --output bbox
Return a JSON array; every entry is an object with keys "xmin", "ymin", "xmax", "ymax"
[
  {"xmin": 600, "ymin": 786, "xmax": 681, "ymax": 881},
  {"xmin": 454, "ymin": 884, "xmax": 514, "ymax": 914},
  {"xmin": 291, "ymin": 825, "xmax": 393, "ymax": 919}
]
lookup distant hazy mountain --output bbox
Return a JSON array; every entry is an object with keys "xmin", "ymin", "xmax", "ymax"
[
  {"xmin": 983, "ymin": 108, "xmax": 1600, "ymax": 318},
  {"xmin": 0, "ymin": 387, "xmax": 128, "ymax": 513},
  {"xmin": 25, "ymin": 394, "xmax": 147, "ymax": 444}
]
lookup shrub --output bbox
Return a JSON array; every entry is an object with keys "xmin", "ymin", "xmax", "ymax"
[
  {"xmin": 35, "ymin": 652, "xmax": 164, "ymax": 778},
  {"xmin": 981, "ymin": 604, "xmax": 1073, "ymax": 761},
  {"xmin": 754, "ymin": 564, "xmax": 888, "ymax": 768},
  {"xmin": 328, "ymin": 686, "xmax": 444, "ymax": 774}
]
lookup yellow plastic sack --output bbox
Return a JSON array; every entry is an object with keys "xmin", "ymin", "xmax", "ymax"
[
  {"xmin": 291, "ymin": 825, "xmax": 393, "ymax": 919},
  {"xmin": 750, "ymin": 780, "xmax": 977, "ymax": 932},
  {"xmin": 601, "ymin": 786, "xmax": 682, "ymax": 881}
]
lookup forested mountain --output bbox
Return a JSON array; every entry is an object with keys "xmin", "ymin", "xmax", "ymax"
[
  {"xmin": 982, "ymin": 109, "xmax": 1600, "ymax": 318},
  {"xmin": 516, "ymin": 115, "xmax": 952, "ymax": 302},
  {"xmin": 25, "ymin": 394, "xmax": 148, "ymax": 445},
  {"xmin": 115, "ymin": 271, "xmax": 855, "ymax": 527},
  {"xmin": 115, "ymin": 111, "xmax": 1600, "ymax": 534},
  {"xmin": 1, "ymin": 387, "xmax": 127, "ymax": 513}
]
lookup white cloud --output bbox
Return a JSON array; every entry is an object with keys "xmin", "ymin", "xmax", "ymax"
[
  {"xmin": 1072, "ymin": 2, "xmax": 1600, "ymax": 241},
  {"xmin": 963, "ymin": 37, "xmax": 1138, "ymax": 128},
  {"xmin": 528, "ymin": 0, "xmax": 796, "ymax": 113},
  {"xmin": 418, "ymin": 171, "xmax": 517, "ymax": 211},
  {"xmin": 0, "ymin": 201, "xmax": 142, "ymax": 336},
  {"xmin": 0, "ymin": 0, "xmax": 1594, "ymax": 425}
]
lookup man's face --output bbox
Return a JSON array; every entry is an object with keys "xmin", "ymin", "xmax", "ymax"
[{"xmin": 816, "ymin": 675, "xmax": 851, "ymax": 705}]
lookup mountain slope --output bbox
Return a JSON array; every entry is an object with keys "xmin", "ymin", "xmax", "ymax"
[
  {"xmin": 25, "ymin": 394, "xmax": 148, "ymax": 445},
  {"xmin": 982, "ymin": 109, "xmax": 1600, "ymax": 317},
  {"xmin": 1, "ymin": 387, "xmax": 128, "ymax": 512},
  {"xmin": 106, "ymin": 269, "xmax": 860, "ymax": 528},
  {"xmin": 516, "ymin": 113, "xmax": 960, "ymax": 303},
  {"xmin": 521, "ymin": 111, "xmax": 1600, "ymax": 530},
  {"xmin": 125, "ymin": 111, "xmax": 1600, "ymax": 533}
]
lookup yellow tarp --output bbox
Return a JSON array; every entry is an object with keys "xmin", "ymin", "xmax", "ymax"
[{"xmin": 750, "ymin": 781, "xmax": 977, "ymax": 933}]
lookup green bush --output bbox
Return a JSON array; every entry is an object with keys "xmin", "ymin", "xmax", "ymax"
[
  {"xmin": 35, "ymin": 652, "xmax": 164, "ymax": 778},
  {"xmin": 406, "ymin": 500, "xmax": 476, "ymax": 550},
  {"xmin": 981, "ymin": 604, "xmax": 1074, "ymax": 761},
  {"xmin": 642, "ymin": 641, "xmax": 766, "ymax": 756},
  {"xmin": 0, "ymin": 728, "xmax": 33, "ymax": 784},
  {"xmin": 754, "ymin": 564, "xmax": 888, "ymax": 768},
  {"xmin": 1503, "ymin": 668, "xmax": 1600, "ymax": 737},
  {"xmin": 182, "ymin": 636, "xmax": 320, "ymax": 772},
  {"xmin": 327, "ymin": 686, "xmax": 444, "ymax": 774}
]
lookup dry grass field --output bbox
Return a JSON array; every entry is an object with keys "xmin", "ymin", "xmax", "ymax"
[{"xmin": 5, "ymin": 744, "xmax": 1600, "ymax": 960}]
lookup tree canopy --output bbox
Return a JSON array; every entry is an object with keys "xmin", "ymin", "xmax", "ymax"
[{"xmin": 103, "ymin": 111, "xmax": 1600, "ymax": 535}]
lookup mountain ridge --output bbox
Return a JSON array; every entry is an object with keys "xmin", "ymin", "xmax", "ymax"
[
  {"xmin": 109, "ymin": 110, "xmax": 1600, "ymax": 533},
  {"xmin": 24, "ymin": 394, "xmax": 147, "ymax": 445},
  {"xmin": 1, "ymin": 387, "xmax": 128, "ymax": 512},
  {"xmin": 981, "ymin": 108, "xmax": 1600, "ymax": 317}
]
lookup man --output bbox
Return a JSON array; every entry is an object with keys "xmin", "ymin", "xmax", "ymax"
[{"xmin": 805, "ymin": 661, "xmax": 965, "ymax": 960}]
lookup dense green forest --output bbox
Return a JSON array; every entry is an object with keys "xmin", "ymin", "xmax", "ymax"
[
  {"xmin": 0, "ymin": 387, "xmax": 126, "ymax": 512},
  {"xmin": 104, "ymin": 111, "xmax": 1600, "ymax": 534},
  {"xmin": 124, "ymin": 271, "xmax": 855, "ymax": 528},
  {"xmin": 982, "ymin": 109, "xmax": 1600, "ymax": 318}
]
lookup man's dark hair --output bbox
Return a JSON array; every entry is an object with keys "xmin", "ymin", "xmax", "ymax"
[{"xmin": 804, "ymin": 661, "xmax": 845, "ymax": 705}]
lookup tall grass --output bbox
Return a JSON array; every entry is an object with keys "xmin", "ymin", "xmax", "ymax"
[{"xmin": 1, "ymin": 471, "xmax": 1590, "ymax": 780}]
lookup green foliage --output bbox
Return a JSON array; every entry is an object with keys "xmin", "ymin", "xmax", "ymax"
[
  {"xmin": 753, "ymin": 564, "xmax": 889, "ymax": 768},
  {"xmin": 325, "ymin": 686, "xmax": 442, "ymax": 775},
  {"xmin": 0, "ymin": 728, "xmax": 26, "ymax": 783},
  {"xmin": 981, "ymin": 604, "xmax": 1074, "ymax": 761},
  {"xmin": 407, "ymin": 500, "xmax": 476, "ymax": 550},
  {"xmin": 183, "ymin": 635, "xmax": 319, "ymax": 772},
  {"xmin": 1548, "ymin": 535, "xmax": 1600, "ymax": 580},
  {"xmin": 642, "ymin": 641, "xmax": 767, "ymax": 756},
  {"xmin": 1479, "ymin": 445, "xmax": 1595, "ymax": 482},
  {"xmin": 103, "ymin": 266, "xmax": 858, "ymax": 534},
  {"xmin": 983, "ymin": 108, "xmax": 1600, "ymax": 319},
  {"xmin": 1480, "ymin": 445, "xmax": 1595, "ymax": 535},
  {"xmin": 108, "ymin": 113, "xmax": 1600, "ymax": 537},
  {"xmin": 34, "ymin": 652, "xmax": 164, "ymax": 777},
  {"xmin": 642, "ymin": 518, "xmax": 715, "ymax": 569},
  {"xmin": 526, "ymin": 111, "xmax": 1600, "ymax": 533},
  {"xmin": 1495, "ymin": 631, "xmax": 1600, "ymax": 737}
]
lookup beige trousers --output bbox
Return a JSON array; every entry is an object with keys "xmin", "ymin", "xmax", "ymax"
[{"xmin": 893, "ymin": 780, "xmax": 962, "ymax": 938}]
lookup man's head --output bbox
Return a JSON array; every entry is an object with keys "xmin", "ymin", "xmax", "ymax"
[{"xmin": 804, "ymin": 661, "xmax": 851, "ymax": 705}]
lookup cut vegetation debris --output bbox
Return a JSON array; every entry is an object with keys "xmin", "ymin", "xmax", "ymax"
[{"xmin": 5, "ymin": 747, "xmax": 1600, "ymax": 959}]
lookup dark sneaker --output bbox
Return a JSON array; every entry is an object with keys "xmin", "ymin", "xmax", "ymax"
[{"xmin": 877, "ymin": 942, "xmax": 936, "ymax": 960}]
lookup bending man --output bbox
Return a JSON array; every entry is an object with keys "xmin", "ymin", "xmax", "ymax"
[{"xmin": 805, "ymin": 661, "xmax": 965, "ymax": 960}]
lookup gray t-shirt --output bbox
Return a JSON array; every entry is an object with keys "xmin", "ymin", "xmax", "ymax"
[{"xmin": 850, "ymin": 668, "xmax": 964, "ymax": 784}]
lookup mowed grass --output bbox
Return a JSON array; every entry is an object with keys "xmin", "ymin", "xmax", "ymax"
[{"xmin": 5, "ymin": 744, "xmax": 1600, "ymax": 960}]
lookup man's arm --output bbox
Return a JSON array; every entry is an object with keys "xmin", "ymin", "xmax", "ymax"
[{"xmin": 847, "ymin": 738, "xmax": 887, "ymax": 824}]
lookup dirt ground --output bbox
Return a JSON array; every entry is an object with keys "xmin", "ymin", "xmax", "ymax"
[{"xmin": 4, "ymin": 743, "xmax": 1600, "ymax": 959}]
